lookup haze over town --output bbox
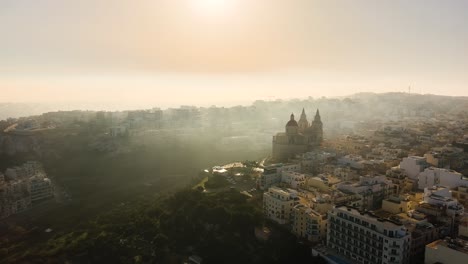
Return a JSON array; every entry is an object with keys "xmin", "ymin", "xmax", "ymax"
[
  {"xmin": 2, "ymin": 0, "xmax": 468, "ymax": 110},
  {"xmin": 1, "ymin": 1, "xmax": 468, "ymax": 264}
]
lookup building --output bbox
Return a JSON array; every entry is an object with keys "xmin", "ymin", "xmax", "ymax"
[
  {"xmin": 386, "ymin": 167, "xmax": 414, "ymax": 193},
  {"xmin": 272, "ymin": 109, "xmax": 323, "ymax": 161},
  {"xmin": 291, "ymin": 150, "xmax": 336, "ymax": 174},
  {"xmin": 382, "ymin": 195, "xmax": 413, "ymax": 214},
  {"xmin": 422, "ymin": 186, "xmax": 464, "ymax": 217},
  {"xmin": 263, "ymin": 187, "xmax": 299, "ymax": 224},
  {"xmin": 337, "ymin": 154, "xmax": 365, "ymax": 170},
  {"xmin": 335, "ymin": 175, "xmax": 394, "ymax": 210},
  {"xmin": 258, "ymin": 163, "xmax": 301, "ymax": 190},
  {"xmin": 424, "ymin": 145, "xmax": 465, "ymax": 170},
  {"xmin": 292, "ymin": 204, "xmax": 327, "ymax": 242},
  {"xmin": 406, "ymin": 221, "xmax": 443, "ymax": 262},
  {"xmin": 331, "ymin": 190, "xmax": 363, "ymax": 209},
  {"xmin": 425, "ymin": 237, "xmax": 468, "ymax": 264},
  {"xmin": 22, "ymin": 161, "xmax": 43, "ymax": 176},
  {"xmin": 327, "ymin": 205, "xmax": 411, "ymax": 264},
  {"xmin": 307, "ymin": 175, "xmax": 330, "ymax": 192},
  {"xmin": 281, "ymin": 171, "xmax": 306, "ymax": 189},
  {"xmin": 334, "ymin": 166, "xmax": 359, "ymax": 182},
  {"xmin": 30, "ymin": 177, "xmax": 53, "ymax": 202},
  {"xmin": 452, "ymin": 186, "xmax": 468, "ymax": 207},
  {"xmin": 400, "ymin": 156, "xmax": 429, "ymax": 180},
  {"xmin": 459, "ymin": 216, "xmax": 468, "ymax": 238},
  {"xmin": 259, "ymin": 165, "xmax": 281, "ymax": 190},
  {"xmin": 417, "ymin": 167, "xmax": 468, "ymax": 190},
  {"xmin": 0, "ymin": 161, "xmax": 53, "ymax": 219}
]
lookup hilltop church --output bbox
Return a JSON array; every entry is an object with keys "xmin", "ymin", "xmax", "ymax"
[{"xmin": 272, "ymin": 109, "xmax": 323, "ymax": 161}]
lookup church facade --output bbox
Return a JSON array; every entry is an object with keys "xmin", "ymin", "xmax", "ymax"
[{"xmin": 272, "ymin": 109, "xmax": 323, "ymax": 161}]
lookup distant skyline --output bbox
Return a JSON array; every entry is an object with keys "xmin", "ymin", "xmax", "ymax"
[{"xmin": 1, "ymin": 0, "xmax": 467, "ymax": 105}]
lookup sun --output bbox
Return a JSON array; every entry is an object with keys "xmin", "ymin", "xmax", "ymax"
[{"xmin": 190, "ymin": 0, "xmax": 237, "ymax": 16}]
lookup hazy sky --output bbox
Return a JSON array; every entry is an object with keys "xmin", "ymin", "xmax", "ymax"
[{"xmin": 1, "ymin": 0, "xmax": 467, "ymax": 107}]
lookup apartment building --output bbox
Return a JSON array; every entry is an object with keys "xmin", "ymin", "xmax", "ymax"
[
  {"xmin": 335, "ymin": 175, "xmax": 394, "ymax": 210},
  {"xmin": 327, "ymin": 205, "xmax": 411, "ymax": 264},
  {"xmin": 259, "ymin": 163, "xmax": 300, "ymax": 190},
  {"xmin": 263, "ymin": 187, "xmax": 299, "ymax": 224},
  {"xmin": 30, "ymin": 177, "xmax": 54, "ymax": 202},
  {"xmin": 417, "ymin": 167, "xmax": 468, "ymax": 190},
  {"xmin": 400, "ymin": 156, "xmax": 429, "ymax": 180},
  {"xmin": 292, "ymin": 204, "xmax": 327, "ymax": 242}
]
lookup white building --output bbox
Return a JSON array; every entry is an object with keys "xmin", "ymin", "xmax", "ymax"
[
  {"xmin": 263, "ymin": 187, "xmax": 299, "ymax": 224},
  {"xmin": 30, "ymin": 177, "xmax": 54, "ymax": 202},
  {"xmin": 281, "ymin": 171, "xmax": 306, "ymax": 189},
  {"xmin": 294, "ymin": 150, "xmax": 336, "ymax": 173},
  {"xmin": 335, "ymin": 175, "xmax": 394, "ymax": 210},
  {"xmin": 423, "ymin": 186, "xmax": 464, "ymax": 217},
  {"xmin": 334, "ymin": 166, "xmax": 359, "ymax": 181},
  {"xmin": 259, "ymin": 163, "xmax": 301, "ymax": 190},
  {"xmin": 417, "ymin": 167, "xmax": 468, "ymax": 190},
  {"xmin": 337, "ymin": 155, "xmax": 365, "ymax": 169},
  {"xmin": 327, "ymin": 205, "xmax": 411, "ymax": 264},
  {"xmin": 399, "ymin": 156, "xmax": 429, "ymax": 180}
]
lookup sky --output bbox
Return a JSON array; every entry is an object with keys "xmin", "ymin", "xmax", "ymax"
[{"xmin": 1, "ymin": 0, "xmax": 467, "ymax": 108}]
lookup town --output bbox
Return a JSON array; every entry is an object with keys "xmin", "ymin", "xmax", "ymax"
[
  {"xmin": 256, "ymin": 109, "xmax": 468, "ymax": 264},
  {"xmin": 1, "ymin": 93, "xmax": 468, "ymax": 263},
  {"xmin": 3, "ymin": 1, "xmax": 468, "ymax": 263}
]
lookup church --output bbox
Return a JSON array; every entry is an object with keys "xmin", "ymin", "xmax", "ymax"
[{"xmin": 272, "ymin": 108, "xmax": 323, "ymax": 161}]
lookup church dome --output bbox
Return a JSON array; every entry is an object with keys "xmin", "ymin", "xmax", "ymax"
[
  {"xmin": 286, "ymin": 113, "xmax": 298, "ymax": 126},
  {"xmin": 286, "ymin": 120, "xmax": 298, "ymax": 126}
]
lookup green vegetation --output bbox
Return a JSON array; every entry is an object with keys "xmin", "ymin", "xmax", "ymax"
[
  {"xmin": 192, "ymin": 175, "xmax": 209, "ymax": 190},
  {"xmin": 204, "ymin": 174, "xmax": 230, "ymax": 189},
  {"xmin": 242, "ymin": 160, "xmax": 259, "ymax": 168},
  {"xmin": 7, "ymin": 189, "xmax": 325, "ymax": 264},
  {"xmin": 1, "ymin": 123, "xmax": 271, "ymax": 263}
]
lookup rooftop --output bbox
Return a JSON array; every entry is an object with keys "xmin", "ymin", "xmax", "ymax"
[
  {"xmin": 407, "ymin": 156, "xmax": 426, "ymax": 160},
  {"xmin": 427, "ymin": 238, "xmax": 468, "ymax": 255},
  {"xmin": 267, "ymin": 186, "xmax": 298, "ymax": 198},
  {"xmin": 334, "ymin": 205, "xmax": 408, "ymax": 230}
]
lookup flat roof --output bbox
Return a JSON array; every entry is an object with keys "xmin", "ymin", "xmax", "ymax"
[
  {"xmin": 334, "ymin": 205, "xmax": 406, "ymax": 229},
  {"xmin": 427, "ymin": 238, "xmax": 468, "ymax": 254}
]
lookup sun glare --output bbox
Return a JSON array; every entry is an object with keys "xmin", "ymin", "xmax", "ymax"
[{"xmin": 190, "ymin": 0, "xmax": 237, "ymax": 16}]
